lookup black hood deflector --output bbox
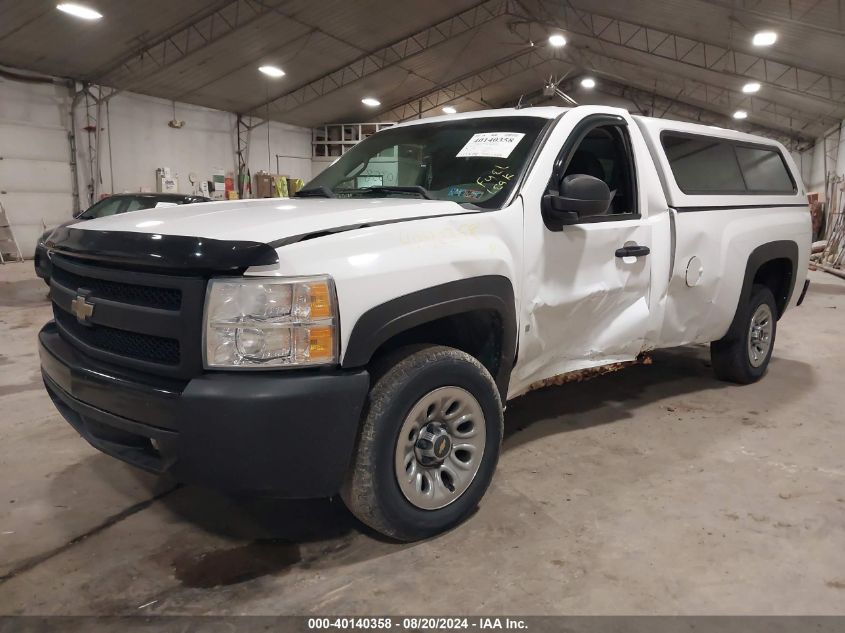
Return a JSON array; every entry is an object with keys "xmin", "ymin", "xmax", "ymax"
[{"xmin": 46, "ymin": 227, "xmax": 279, "ymax": 274}]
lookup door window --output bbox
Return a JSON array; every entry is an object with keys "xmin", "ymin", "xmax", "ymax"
[{"xmin": 558, "ymin": 124, "xmax": 638, "ymax": 217}]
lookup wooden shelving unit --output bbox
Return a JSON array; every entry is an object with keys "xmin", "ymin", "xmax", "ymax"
[{"xmin": 312, "ymin": 122, "xmax": 395, "ymax": 158}]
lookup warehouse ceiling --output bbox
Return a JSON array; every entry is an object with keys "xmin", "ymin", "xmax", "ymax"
[{"xmin": 1, "ymin": 0, "xmax": 843, "ymax": 148}]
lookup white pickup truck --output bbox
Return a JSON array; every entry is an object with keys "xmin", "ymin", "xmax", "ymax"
[{"xmin": 40, "ymin": 105, "xmax": 811, "ymax": 540}]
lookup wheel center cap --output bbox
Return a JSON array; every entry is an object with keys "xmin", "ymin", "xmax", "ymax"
[{"xmin": 415, "ymin": 423, "xmax": 452, "ymax": 466}]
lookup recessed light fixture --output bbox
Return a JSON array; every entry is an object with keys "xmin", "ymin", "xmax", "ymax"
[
  {"xmin": 361, "ymin": 97, "xmax": 381, "ymax": 107},
  {"xmin": 752, "ymin": 31, "xmax": 777, "ymax": 46},
  {"xmin": 548, "ymin": 34, "xmax": 567, "ymax": 47},
  {"xmin": 442, "ymin": 106, "xmax": 457, "ymax": 114},
  {"xmin": 56, "ymin": 3, "xmax": 102, "ymax": 20},
  {"xmin": 258, "ymin": 65, "xmax": 285, "ymax": 78},
  {"xmin": 733, "ymin": 110, "xmax": 748, "ymax": 119},
  {"xmin": 580, "ymin": 77, "xmax": 596, "ymax": 89},
  {"xmin": 742, "ymin": 81, "xmax": 761, "ymax": 93}
]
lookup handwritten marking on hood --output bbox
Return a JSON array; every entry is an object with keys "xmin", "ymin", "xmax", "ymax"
[{"xmin": 399, "ymin": 222, "xmax": 481, "ymax": 248}]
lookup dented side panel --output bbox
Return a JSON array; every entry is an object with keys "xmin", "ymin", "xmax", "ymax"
[
  {"xmin": 511, "ymin": 216, "xmax": 652, "ymax": 394},
  {"xmin": 509, "ymin": 106, "xmax": 669, "ymax": 399}
]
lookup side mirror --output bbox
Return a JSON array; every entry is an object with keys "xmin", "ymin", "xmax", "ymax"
[{"xmin": 542, "ymin": 174, "xmax": 612, "ymax": 230}]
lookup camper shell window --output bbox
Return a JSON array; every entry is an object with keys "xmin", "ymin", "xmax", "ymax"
[{"xmin": 661, "ymin": 132, "xmax": 796, "ymax": 196}]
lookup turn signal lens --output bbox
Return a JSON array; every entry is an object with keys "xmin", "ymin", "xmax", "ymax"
[
  {"xmin": 308, "ymin": 326, "xmax": 334, "ymax": 359},
  {"xmin": 309, "ymin": 281, "xmax": 332, "ymax": 319}
]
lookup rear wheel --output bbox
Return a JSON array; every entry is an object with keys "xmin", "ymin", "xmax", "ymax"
[
  {"xmin": 711, "ymin": 284, "xmax": 777, "ymax": 384},
  {"xmin": 341, "ymin": 345, "xmax": 503, "ymax": 541}
]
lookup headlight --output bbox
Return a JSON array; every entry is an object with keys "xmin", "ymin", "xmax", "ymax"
[{"xmin": 204, "ymin": 276, "xmax": 338, "ymax": 368}]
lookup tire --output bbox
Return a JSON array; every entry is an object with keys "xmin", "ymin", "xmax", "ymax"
[
  {"xmin": 711, "ymin": 284, "xmax": 777, "ymax": 384},
  {"xmin": 341, "ymin": 345, "xmax": 503, "ymax": 541}
]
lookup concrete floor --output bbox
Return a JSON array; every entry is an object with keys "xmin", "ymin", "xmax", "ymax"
[{"xmin": 0, "ymin": 261, "xmax": 843, "ymax": 615}]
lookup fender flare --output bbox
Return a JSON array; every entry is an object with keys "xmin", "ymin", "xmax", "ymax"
[
  {"xmin": 724, "ymin": 240, "xmax": 798, "ymax": 340},
  {"xmin": 341, "ymin": 276, "xmax": 517, "ymax": 399}
]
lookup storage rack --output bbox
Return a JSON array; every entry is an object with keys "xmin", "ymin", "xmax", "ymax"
[{"xmin": 312, "ymin": 122, "xmax": 396, "ymax": 158}]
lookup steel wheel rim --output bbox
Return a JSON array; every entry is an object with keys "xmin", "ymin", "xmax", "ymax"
[
  {"xmin": 748, "ymin": 303, "xmax": 773, "ymax": 368},
  {"xmin": 394, "ymin": 386, "xmax": 486, "ymax": 511}
]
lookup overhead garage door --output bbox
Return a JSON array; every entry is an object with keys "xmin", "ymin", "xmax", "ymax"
[{"xmin": 0, "ymin": 77, "xmax": 74, "ymax": 259}]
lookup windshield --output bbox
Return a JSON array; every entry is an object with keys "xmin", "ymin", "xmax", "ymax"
[
  {"xmin": 79, "ymin": 195, "xmax": 204, "ymax": 219},
  {"xmin": 304, "ymin": 116, "xmax": 549, "ymax": 209}
]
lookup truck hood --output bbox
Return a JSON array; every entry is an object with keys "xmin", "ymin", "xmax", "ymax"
[{"xmin": 73, "ymin": 197, "xmax": 477, "ymax": 245}]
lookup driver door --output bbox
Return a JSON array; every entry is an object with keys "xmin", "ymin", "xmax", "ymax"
[{"xmin": 513, "ymin": 114, "xmax": 653, "ymax": 392}]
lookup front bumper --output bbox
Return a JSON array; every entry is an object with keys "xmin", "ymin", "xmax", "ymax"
[{"xmin": 39, "ymin": 322, "xmax": 370, "ymax": 497}]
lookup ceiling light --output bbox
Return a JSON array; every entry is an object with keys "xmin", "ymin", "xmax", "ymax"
[
  {"xmin": 548, "ymin": 34, "xmax": 567, "ymax": 47},
  {"xmin": 741, "ymin": 81, "xmax": 761, "ymax": 94},
  {"xmin": 733, "ymin": 110, "xmax": 748, "ymax": 119},
  {"xmin": 258, "ymin": 65, "xmax": 285, "ymax": 78},
  {"xmin": 442, "ymin": 106, "xmax": 457, "ymax": 114},
  {"xmin": 752, "ymin": 31, "xmax": 777, "ymax": 46},
  {"xmin": 580, "ymin": 77, "xmax": 596, "ymax": 89},
  {"xmin": 56, "ymin": 3, "xmax": 102, "ymax": 20},
  {"xmin": 361, "ymin": 97, "xmax": 381, "ymax": 107}
]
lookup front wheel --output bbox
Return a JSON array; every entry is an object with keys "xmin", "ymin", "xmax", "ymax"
[
  {"xmin": 711, "ymin": 284, "xmax": 777, "ymax": 384},
  {"xmin": 341, "ymin": 345, "xmax": 503, "ymax": 541}
]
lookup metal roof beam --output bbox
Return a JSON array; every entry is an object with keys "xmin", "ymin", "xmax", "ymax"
[
  {"xmin": 697, "ymin": 0, "xmax": 845, "ymax": 37},
  {"xmin": 538, "ymin": 1, "xmax": 845, "ymax": 107},
  {"xmin": 246, "ymin": 0, "xmax": 511, "ymax": 117},
  {"xmin": 597, "ymin": 79, "xmax": 810, "ymax": 150},
  {"xmin": 91, "ymin": 0, "xmax": 279, "ymax": 88},
  {"xmin": 374, "ymin": 47, "xmax": 566, "ymax": 122},
  {"xmin": 569, "ymin": 47, "xmax": 833, "ymax": 138},
  {"xmin": 495, "ymin": 74, "xmax": 807, "ymax": 148},
  {"xmin": 370, "ymin": 39, "xmax": 808, "ymax": 145},
  {"xmin": 512, "ymin": 75, "xmax": 808, "ymax": 148}
]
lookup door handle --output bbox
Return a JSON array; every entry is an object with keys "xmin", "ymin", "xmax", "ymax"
[{"xmin": 615, "ymin": 245, "xmax": 650, "ymax": 258}]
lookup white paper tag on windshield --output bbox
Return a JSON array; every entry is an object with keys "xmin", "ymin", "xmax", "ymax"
[{"xmin": 456, "ymin": 132, "xmax": 525, "ymax": 158}]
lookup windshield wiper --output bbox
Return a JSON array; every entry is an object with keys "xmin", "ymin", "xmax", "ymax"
[
  {"xmin": 295, "ymin": 186, "xmax": 335, "ymax": 198},
  {"xmin": 349, "ymin": 186, "xmax": 433, "ymax": 200}
]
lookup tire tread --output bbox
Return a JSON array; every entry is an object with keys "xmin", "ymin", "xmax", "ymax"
[
  {"xmin": 711, "ymin": 284, "xmax": 777, "ymax": 384},
  {"xmin": 341, "ymin": 345, "xmax": 502, "ymax": 541}
]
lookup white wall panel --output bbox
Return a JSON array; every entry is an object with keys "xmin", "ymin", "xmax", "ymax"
[
  {"xmin": 0, "ymin": 123, "xmax": 69, "ymax": 162},
  {"xmin": 1, "ymin": 192, "xmax": 73, "ymax": 225},
  {"xmin": 0, "ymin": 76, "xmax": 73, "ymax": 258},
  {"xmin": 247, "ymin": 120, "xmax": 312, "ymax": 183},
  {"xmin": 0, "ymin": 78, "xmax": 69, "ymax": 128},
  {"xmin": 0, "ymin": 77, "xmax": 331, "ymax": 258},
  {"xmin": 0, "ymin": 159, "xmax": 72, "ymax": 193},
  {"xmin": 74, "ymin": 92, "xmax": 313, "ymax": 203}
]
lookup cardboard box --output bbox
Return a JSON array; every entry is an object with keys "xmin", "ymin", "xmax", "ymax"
[
  {"xmin": 254, "ymin": 172, "xmax": 275, "ymax": 198},
  {"xmin": 156, "ymin": 176, "xmax": 178, "ymax": 193}
]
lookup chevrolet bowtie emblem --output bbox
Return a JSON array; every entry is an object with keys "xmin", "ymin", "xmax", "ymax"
[{"xmin": 71, "ymin": 293, "xmax": 95, "ymax": 324}]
